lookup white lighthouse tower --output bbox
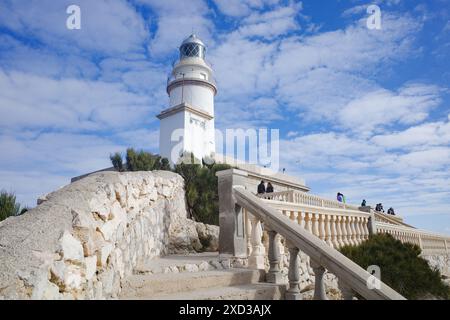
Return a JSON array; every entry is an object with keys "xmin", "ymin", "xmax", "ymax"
[{"xmin": 157, "ymin": 34, "xmax": 217, "ymax": 164}]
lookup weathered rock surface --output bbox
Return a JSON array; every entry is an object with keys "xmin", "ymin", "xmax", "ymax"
[{"xmin": 0, "ymin": 171, "xmax": 217, "ymax": 300}]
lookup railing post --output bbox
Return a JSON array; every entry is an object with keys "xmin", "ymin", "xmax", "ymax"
[
  {"xmin": 288, "ymin": 191, "xmax": 294, "ymax": 203},
  {"xmin": 216, "ymin": 169, "xmax": 249, "ymax": 259},
  {"xmin": 368, "ymin": 210, "xmax": 376, "ymax": 236},
  {"xmin": 312, "ymin": 213, "xmax": 319, "ymax": 237},
  {"xmin": 324, "ymin": 215, "xmax": 333, "ymax": 247},
  {"xmin": 335, "ymin": 216, "xmax": 344, "ymax": 248},
  {"xmin": 248, "ymin": 215, "xmax": 265, "ymax": 269},
  {"xmin": 245, "ymin": 210, "xmax": 252, "ymax": 256},
  {"xmin": 318, "ymin": 214, "xmax": 326, "ymax": 242},
  {"xmin": 266, "ymin": 228, "xmax": 283, "ymax": 284},
  {"xmin": 362, "ymin": 218, "xmax": 370, "ymax": 241},
  {"xmin": 311, "ymin": 259, "xmax": 328, "ymax": 300},
  {"xmin": 341, "ymin": 216, "xmax": 349, "ymax": 246},
  {"xmin": 330, "ymin": 215, "xmax": 338, "ymax": 248},
  {"xmin": 286, "ymin": 242, "xmax": 301, "ymax": 300}
]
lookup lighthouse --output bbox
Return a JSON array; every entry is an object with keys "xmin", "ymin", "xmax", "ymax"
[{"xmin": 157, "ymin": 34, "xmax": 217, "ymax": 164}]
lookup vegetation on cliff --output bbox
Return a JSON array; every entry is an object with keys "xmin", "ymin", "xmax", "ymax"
[
  {"xmin": 0, "ymin": 191, "xmax": 28, "ymax": 222},
  {"xmin": 110, "ymin": 149, "xmax": 230, "ymax": 225},
  {"xmin": 110, "ymin": 149, "xmax": 171, "ymax": 172},
  {"xmin": 340, "ymin": 233, "xmax": 450, "ymax": 300}
]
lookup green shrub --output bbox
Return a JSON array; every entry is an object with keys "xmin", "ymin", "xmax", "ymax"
[
  {"xmin": 110, "ymin": 149, "xmax": 231, "ymax": 226},
  {"xmin": 174, "ymin": 155, "xmax": 231, "ymax": 225},
  {"xmin": 0, "ymin": 191, "xmax": 25, "ymax": 222},
  {"xmin": 110, "ymin": 148, "xmax": 170, "ymax": 172},
  {"xmin": 340, "ymin": 233, "xmax": 450, "ymax": 300}
]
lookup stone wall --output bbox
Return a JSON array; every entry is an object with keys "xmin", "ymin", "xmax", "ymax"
[{"xmin": 0, "ymin": 171, "xmax": 217, "ymax": 300}]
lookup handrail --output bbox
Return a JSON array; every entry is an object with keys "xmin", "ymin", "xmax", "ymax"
[
  {"xmin": 262, "ymin": 198, "xmax": 368, "ymax": 216},
  {"xmin": 373, "ymin": 211, "xmax": 412, "ymax": 227},
  {"xmin": 234, "ymin": 186, "xmax": 406, "ymax": 300},
  {"xmin": 258, "ymin": 190, "xmax": 360, "ymax": 211}
]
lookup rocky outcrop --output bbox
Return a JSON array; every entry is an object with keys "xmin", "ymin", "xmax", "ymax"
[
  {"xmin": 422, "ymin": 254, "xmax": 450, "ymax": 277},
  {"xmin": 0, "ymin": 171, "xmax": 217, "ymax": 300}
]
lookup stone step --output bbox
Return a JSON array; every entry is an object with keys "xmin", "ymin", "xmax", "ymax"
[
  {"xmin": 134, "ymin": 252, "xmax": 226, "ymax": 275},
  {"xmin": 121, "ymin": 268, "xmax": 266, "ymax": 298},
  {"xmin": 124, "ymin": 283, "xmax": 285, "ymax": 300}
]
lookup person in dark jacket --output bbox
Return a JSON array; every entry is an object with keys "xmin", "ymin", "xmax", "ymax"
[
  {"xmin": 257, "ymin": 181, "xmax": 266, "ymax": 194},
  {"xmin": 361, "ymin": 199, "xmax": 367, "ymax": 207},
  {"xmin": 266, "ymin": 182, "xmax": 274, "ymax": 193}
]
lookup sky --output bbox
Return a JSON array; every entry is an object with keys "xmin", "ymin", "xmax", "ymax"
[{"xmin": 0, "ymin": 0, "xmax": 449, "ymax": 234}]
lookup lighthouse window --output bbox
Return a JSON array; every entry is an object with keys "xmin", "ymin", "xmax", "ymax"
[
  {"xmin": 181, "ymin": 43, "xmax": 205, "ymax": 59},
  {"xmin": 200, "ymin": 73, "xmax": 207, "ymax": 80}
]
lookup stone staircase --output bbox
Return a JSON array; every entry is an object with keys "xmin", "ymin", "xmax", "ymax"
[{"xmin": 120, "ymin": 253, "xmax": 285, "ymax": 300}]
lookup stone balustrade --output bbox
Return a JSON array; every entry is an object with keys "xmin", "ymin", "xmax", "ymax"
[
  {"xmin": 259, "ymin": 190, "xmax": 450, "ymax": 256},
  {"xmin": 217, "ymin": 169, "xmax": 405, "ymax": 300},
  {"xmin": 257, "ymin": 201, "xmax": 370, "ymax": 250},
  {"xmin": 259, "ymin": 190, "xmax": 360, "ymax": 211},
  {"xmin": 376, "ymin": 222, "xmax": 450, "ymax": 255}
]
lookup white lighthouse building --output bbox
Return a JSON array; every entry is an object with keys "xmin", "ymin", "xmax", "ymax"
[{"xmin": 157, "ymin": 34, "xmax": 217, "ymax": 164}]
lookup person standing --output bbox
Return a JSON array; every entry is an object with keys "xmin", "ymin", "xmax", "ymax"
[{"xmin": 257, "ymin": 181, "xmax": 266, "ymax": 195}]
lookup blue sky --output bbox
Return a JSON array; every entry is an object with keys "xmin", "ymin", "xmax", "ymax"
[{"xmin": 0, "ymin": 0, "xmax": 449, "ymax": 234}]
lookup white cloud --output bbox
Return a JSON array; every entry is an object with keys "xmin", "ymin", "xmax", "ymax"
[
  {"xmin": 0, "ymin": 0, "xmax": 148, "ymax": 54},
  {"xmin": 212, "ymin": 0, "xmax": 282, "ymax": 17},
  {"xmin": 137, "ymin": 0, "xmax": 213, "ymax": 56},
  {"xmin": 338, "ymin": 84, "xmax": 442, "ymax": 134},
  {"xmin": 371, "ymin": 116, "xmax": 450, "ymax": 150},
  {"xmin": 236, "ymin": 2, "xmax": 302, "ymax": 39},
  {"xmin": 0, "ymin": 70, "xmax": 154, "ymax": 131}
]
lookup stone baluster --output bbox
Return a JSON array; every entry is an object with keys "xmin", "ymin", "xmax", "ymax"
[
  {"xmin": 249, "ymin": 215, "xmax": 265, "ymax": 269},
  {"xmin": 297, "ymin": 211, "xmax": 304, "ymax": 228},
  {"xmin": 245, "ymin": 210, "xmax": 253, "ymax": 256},
  {"xmin": 311, "ymin": 260, "xmax": 328, "ymax": 300},
  {"xmin": 330, "ymin": 215, "xmax": 338, "ymax": 248},
  {"xmin": 288, "ymin": 192, "xmax": 294, "ymax": 203},
  {"xmin": 318, "ymin": 214, "xmax": 326, "ymax": 242},
  {"xmin": 324, "ymin": 215, "xmax": 333, "ymax": 247},
  {"xmin": 354, "ymin": 217, "xmax": 362, "ymax": 244},
  {"xmin": 335, "ymin": 216, "xmax": 344, "ymax": 248},
  {"xmin": 312, "ymin": 213, "xmax": 319, "ymax": 237},
  {"xmin": 340, "ymin": 216, "xmax": 349, "ymax": 246},
  {"xmin": 349, "ymin": 216, "xmax": 357, "ymax": 246},
  {"xmin": 290, "ymin": 211, "xmax": 298, "ymax": 224},
  {"xmin": 285, "ymin": 242, "xmax": 301, "ymax": 300},
  {"xmin": 362, "ymin": 218, "xmax": 370, "ymax": 241},
  {"xmin": 345, "ymin": 216, "xmax": 354, "ymax": 246},
  {"xmin": 266, "ymin": 229, "xmax": 283, "ymax": 283},
  {"xmin": 304, "ymin": 213, "xmax": 312, "ymax": 233}
]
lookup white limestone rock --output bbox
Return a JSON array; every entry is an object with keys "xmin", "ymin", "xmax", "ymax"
[
  {"xmin": 84, "ymin": 256, "xmax": 98, "ymax": 281},
  {"xmin": 97, "ymin": 243, "xmax": 114, "ymax": 268},
  {"xmin": 195, "ymin": 222, "xmax": 219, "ymax": 252},
  {"xmin": 59, "ymin": 231, "xmax": 84, "ymax": 263}
]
